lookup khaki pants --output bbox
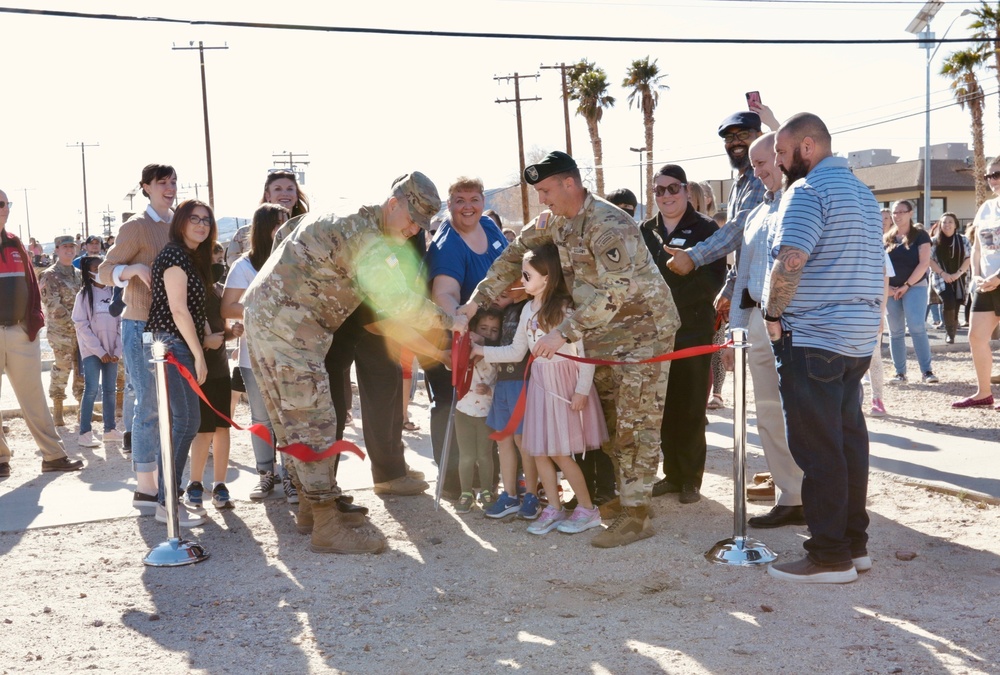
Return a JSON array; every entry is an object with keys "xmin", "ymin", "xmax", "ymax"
[{"xmin": 0, "ymin": 324, "xmax": 68, "ymax": 462}]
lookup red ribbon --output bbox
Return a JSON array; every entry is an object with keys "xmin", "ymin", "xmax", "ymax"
[
  {"xmin": 451, "ymin": 331, "xmax": 475, "ymax": 400},
  {"xmin": 488, "ymin": 340, "xmax": 732, "ymax": 441},
  {"xmin": 164, "ymin": 352, "xmax": 365, "ymax": 463}
]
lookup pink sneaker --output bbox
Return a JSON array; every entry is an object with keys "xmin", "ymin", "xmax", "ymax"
[{"xmin": 869, "ymin": 399, "xmax": 886, "ymax": 417}]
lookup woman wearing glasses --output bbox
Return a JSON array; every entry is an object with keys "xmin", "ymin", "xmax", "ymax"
[
  {"xmin": 640, "ymin": 165, "xmax": 726, "ymax": 505},
  {"xmin": 145, "ymin": 199, "xmax": 218, "ymax": 525},
  {"xmin": 952, "ymin": 160, "xmax": 1000, "ymax": 409},
  {"xmin": 884, "ymin": 199, "xmax": 937, "ymax": 384}
]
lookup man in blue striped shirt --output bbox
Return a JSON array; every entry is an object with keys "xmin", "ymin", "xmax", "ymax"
[{"xmin": 761, "ymin": 113, "xmax": 884, "ymax": 584}]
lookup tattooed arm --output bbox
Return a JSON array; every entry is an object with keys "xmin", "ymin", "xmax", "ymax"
[{"xmin": 764, "ymin": 245, "xmax": 808, "ymax": 340}]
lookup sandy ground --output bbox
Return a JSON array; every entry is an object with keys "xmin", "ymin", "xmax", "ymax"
[{"xmin": 0, "ymin": 349, "xmax": 998, "ymax": 674}]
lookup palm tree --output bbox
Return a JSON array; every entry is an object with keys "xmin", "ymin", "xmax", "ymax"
[
  {"xmin": 622, "ymin": 57, "xmax": 668, "ymax": 216},
  {"xmin": 941, "ymin": 49, "xmax": 989, "ymax": 205},
  {"xmin": 969, "ymin": 2, "xmax": 1000, "ymax": 131},
  {"xmin": 568, "ymin": 60, "xmax": 615, "ymax": 197}
]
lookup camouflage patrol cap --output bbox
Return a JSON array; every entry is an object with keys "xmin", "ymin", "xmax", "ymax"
[
  {"xmin": 54, "ymin": 235, "xmax": 75, "ymax": 247},
  {"xmin": 524, "ymin": 151, "xmax": 577, "ymax": 185},
  {"xmin": 391, "ymin": 172, "xmax": 441, "ymax": 230}
]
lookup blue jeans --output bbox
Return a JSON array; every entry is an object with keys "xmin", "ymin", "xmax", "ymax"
[
  {"xmin": 79, "ymin": 356, "xmax": 118, "ymax": 434},
  {"xmin": 122, "ymin": 357, "xmax": 135, "ymax": 434},
  {"xmin": 771, "ymin": 332, "xmax": 871, "ymax": 565},
  {"xmin": 885, "ymin": 282, "xmax": 933, "ymax": 376},
  {"xmin": 155, "ymin": 333, "xmax": 201, "ymax": 506},
  {"xmin": 122, "ymin": 319, "xmax": 160, "ymax": 472},
  {"xmin": 240, "ymin": 365, "xmax": 277, "ymax": 474}
]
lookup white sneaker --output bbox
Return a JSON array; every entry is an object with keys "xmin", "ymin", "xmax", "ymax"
[
  {"xmin": 102, "ymin": 429, "xmax": 124, "ymax": 443},
  {"xmin": 155, "ymin": 501, "xmax": 206, "ymax": 527},
  {"xmin": 78, "ymin": 432, "xmax": 101, "ymax": 448}
]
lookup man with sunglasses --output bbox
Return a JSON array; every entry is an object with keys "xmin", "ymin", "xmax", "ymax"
[
  {"xmin": 458, "ymin": 151, "xmax": 681, "ymax": 548},
  {"xmin": 0, "ymin": 190, "xmax": 84, "ymax": 478}
]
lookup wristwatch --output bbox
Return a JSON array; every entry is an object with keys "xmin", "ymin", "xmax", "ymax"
[{"xmin": 762, "ymin": 309, "xmax": 781, "ymax": 323}]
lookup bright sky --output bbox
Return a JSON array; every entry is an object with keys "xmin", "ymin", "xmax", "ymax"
[{"xmin": 0, "ymin": 0, "xmax": 994, "ymax": 245}]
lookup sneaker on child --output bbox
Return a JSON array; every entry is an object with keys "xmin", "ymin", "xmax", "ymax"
[
  {"xmin": 484, "ymin": 491, "xmax": 521, "ymax": 519},
  {"xmin": 526, "ymin": 505, "xmax": 566, "ymax": 535},
  {"xmin": 518, "ymin": 493, "xmax": 541, "ymax": 520},
  {"xmin": 282, "ymin": 475, "xmax": 299, "ymax": 504},
  {"xmin": 213, "ymin": 483, "xmax": 235, "ymax": 510},
  {"xmin": 556, "ymin": 505, "xmax": 602, "ymax": 534},
  {"xmin": 455, "ymin": 491, "xmax": 476, "ymax": 514},
  {"xmin": 186, "ymin": 481, "xmax": 207, "ymax": 516}
]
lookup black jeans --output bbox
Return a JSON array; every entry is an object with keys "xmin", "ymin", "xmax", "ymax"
[
  {"xmin": 326, "ymin": 307, "xmax": 406, "ymax": 484},
  {"xmin": 660, "ymin": 343, "xmax": 713, "ymax": 489},
  {"xmin": 771, "ymin": 332, "xmax": 872, "ymax": 565}
]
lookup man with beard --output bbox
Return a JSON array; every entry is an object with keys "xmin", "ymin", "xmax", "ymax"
[
  {"xmin": 762, "ymin": 113, "xmax": 884, "ymax": 583},
  {"xmin": 656, "ymin": 111, "xmax": 767, "ymax": 496}
]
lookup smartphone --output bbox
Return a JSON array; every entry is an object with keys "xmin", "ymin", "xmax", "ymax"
[{"xmin": 746, "ymin": 91, "xmax": 762, "ymax": 110}]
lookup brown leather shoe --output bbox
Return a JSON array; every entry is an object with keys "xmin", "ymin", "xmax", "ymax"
[
  {"xmin": 747, "ymin": 478, "xmax": 775, "ymax": 501},
  {"xmin": 41, "ymin": 456, "xmax": 83, "ymax": 472},
  {"xmin": 748, "ymin": 504, "xmax": 806, "ymax": 528}
]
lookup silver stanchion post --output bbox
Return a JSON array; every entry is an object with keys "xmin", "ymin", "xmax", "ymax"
[
  {"xmin": 144, "ymin": 339, "xmax": 209, "ymax": 567},
  {"xmin": 706, "ymin": 327, "xmax": 776, "ymax": 566}
]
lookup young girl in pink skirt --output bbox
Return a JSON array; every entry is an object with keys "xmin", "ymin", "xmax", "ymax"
[{"xmin": 473, "ymin": 243, "xmax": 608, "ymax": 535}]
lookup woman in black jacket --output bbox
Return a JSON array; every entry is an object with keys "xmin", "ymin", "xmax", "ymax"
[{"xmin": 640, "ymin": 164, "xmax": 726, "ymax": 505}]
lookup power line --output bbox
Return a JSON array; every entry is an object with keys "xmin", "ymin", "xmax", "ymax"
[{"xmin": 0, "ymin": 6, "xmax": 986, "ymax": 45}]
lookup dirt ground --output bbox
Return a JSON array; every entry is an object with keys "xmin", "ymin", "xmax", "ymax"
[{"xmin": 0, "ymin": 349, "xmax": 998, "ymax": 674}]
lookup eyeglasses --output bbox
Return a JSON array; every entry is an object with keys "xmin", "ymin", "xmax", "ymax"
[
  {"xmin": 188, "ymin": 214, "xmax": 211, "ymax": 225},
  {"xmin": 0, "ymin": 201, "xmax": 12, "ymax": 209},
  {"xmin": 985, "ymin": 171, "xmax": 1000, "ymax": 181},
  {"xmin": 723, "ymin": 129, "xmax": 754, "ymax": 143},
  {"xmin": 654, "ymin": 183, "xmax": 687, "ymax": 197}
]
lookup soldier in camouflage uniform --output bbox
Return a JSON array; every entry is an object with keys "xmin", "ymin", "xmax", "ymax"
[
  {"xmin": 244, "ymin": 172, "xmax": 460, "ymax": 555},
  {"xmin": 38, "ymin": 235, "xmax": 84, "ymax": 425},
  {"xmin": 460, "ymin": 151, "xmax": 680, "ymax": 548}
]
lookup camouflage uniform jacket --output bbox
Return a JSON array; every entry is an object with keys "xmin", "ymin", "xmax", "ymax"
[
  {"xmin": 471, "ymin": 192, "xmax": 680, "ymax": 358},
  {"xmin": 244, "ymin": 205, "xmax": 454, "ymax": 350},
  {"xmin": 38, "ymin": 263, "xmax": 81, "ymax": 328}
]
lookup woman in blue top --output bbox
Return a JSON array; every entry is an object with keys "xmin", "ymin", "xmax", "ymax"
[{"xmin": 884, "ymin": 200, "xmax": 936, "ymax": 384}]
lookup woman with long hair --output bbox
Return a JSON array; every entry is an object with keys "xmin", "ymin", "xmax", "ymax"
[
  {"xmin": 221, "ymin": 203, "xmax": 290, "ymax": 501},
  {"xmin": 145, "ymin": 199, "xmax": 217, "ymax": 525},
  {"xmin": 929, "ymin": 212, "xmax": 971, "ymax": 345},
  {"xmin": 884, "ymin": 199, "xmax": 936, "ymax": 383}
]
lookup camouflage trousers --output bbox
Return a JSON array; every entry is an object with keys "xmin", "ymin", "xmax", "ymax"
[
  {"xmin": 244, "ymin": 319, "xmax": 341, "ymax": 503},
  {"xmin": 593, "ymin": 347, "xmax": 671, "ymax": 508},
  {"xmin": 48, "ymin": 330, "xmax": 83, "ymax": 402}
]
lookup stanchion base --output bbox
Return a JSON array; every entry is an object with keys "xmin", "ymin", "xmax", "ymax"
[
  {"xmin": 705, "ymin": 536, "xmax": 777, "ymax": 566},
  {"xmin": 143, "ymin": 538, "xmax": 210, "ymax": 567}
]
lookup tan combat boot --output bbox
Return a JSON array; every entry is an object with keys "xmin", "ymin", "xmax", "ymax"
[
  {"xmin": 296, "ymin": 495, "xmax": 314, "ymax": 535},
  {"xmin": 591, "ymin": 503, "xmax": 653, "ymax": 548},
  {"xmin": 309, "ymin": 499, "xmax": 385, "ymax": 554},
  {"xmin": 52, "ymin": 400, "xmax": 65, "ymax": 427}
]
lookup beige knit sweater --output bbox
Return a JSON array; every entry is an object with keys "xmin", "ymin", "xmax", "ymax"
[{"xmin": 97, "ymin": 208, "xmax": 171, "ymax": 322}]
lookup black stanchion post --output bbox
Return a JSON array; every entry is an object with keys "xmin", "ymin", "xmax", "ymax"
[
  {"xmin": 705, "ymin": 327, "xmax": 776, "ymax": 566},
  {"xmin": 143, "ymin": 339, "xmax": 210, "ymax": 567}
]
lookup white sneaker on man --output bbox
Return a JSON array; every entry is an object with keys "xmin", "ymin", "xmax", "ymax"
[{"xmin": 102, "ymin": 429, "xmax": 124, "ymax": 443}]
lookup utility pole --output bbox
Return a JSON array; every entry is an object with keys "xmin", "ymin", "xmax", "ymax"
[
  {"xmin": 18, "ymin": 187, "xmax": 35, "ymax": 243},
  {"xmin": 495, "ymin": 72, "xmax": 541, "ymax": 225},
  {"xmin": 101, "ymin": 205, "xmax": 116, "ymax": 237},
  {"xmin": 540, "ymin": 62, "xmax": 574, "ymax": 155},
  {"xmin": 66, "ymin": 142, "xmax": 98, "ymax": 237},
  {"xmin": 173, "ymin": 40, "xmax": 228, "ymax": 210}
]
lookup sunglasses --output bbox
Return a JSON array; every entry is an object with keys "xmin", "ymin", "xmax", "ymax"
[
  {"xmin": 985, "ymin": 171, "xmax": 1000, "ymax": 181},
  {"xmin": 0, "ymin": 201, "xmax": 11, "ymax": 209},
  {"xmin": 654, "ymin": 183, "xmax": 687, "ymax": 197}
]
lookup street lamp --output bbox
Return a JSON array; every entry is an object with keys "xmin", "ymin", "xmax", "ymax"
[
  {"xmin": 630, "ymin": 146, "xmax": 646, "ymax": 220},
  {"xmin": 906, "ymin": 2, "xmax": 972, "ymax": 226}
]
